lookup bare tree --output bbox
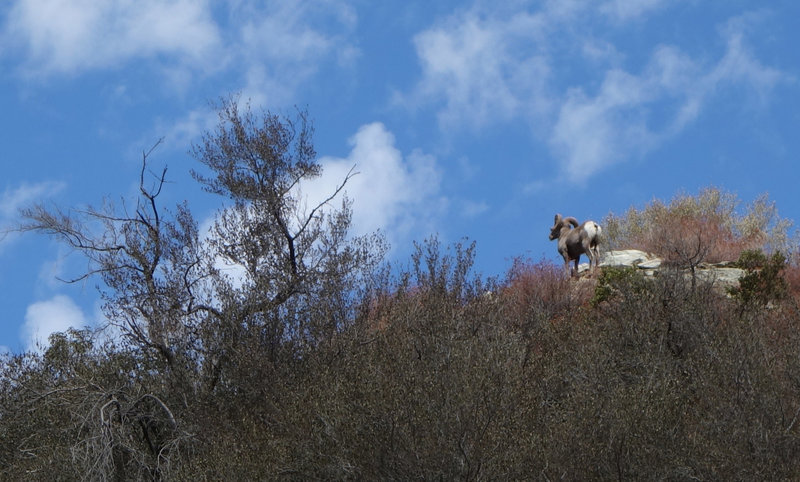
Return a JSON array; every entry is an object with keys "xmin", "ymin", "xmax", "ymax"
[
  {"xmin": 21, "ymin": 97, "xmax": 381, "ymax": 367},
  {"xmin": 21, "ymin": 140, "xmax": 212, "ymax": 372}
]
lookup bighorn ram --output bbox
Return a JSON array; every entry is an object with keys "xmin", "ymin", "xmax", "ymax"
[{"xmin": 549, "ymin": 214, "xmax": 602, "ymax": 277}]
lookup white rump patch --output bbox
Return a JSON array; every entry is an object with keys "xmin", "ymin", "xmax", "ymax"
[{"xmin": 584, "ymin": 221, "xmax": 601, "ymax": 239}]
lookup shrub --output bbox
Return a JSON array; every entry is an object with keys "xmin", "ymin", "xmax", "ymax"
[
  {"xmin": 736, "ymin": 248, "xmax": 769, "ymax": 270},
  {"xmin": 603, "ymin": 187, "xmax": 793, "ymax": 263},
  {"xmin": 591, "ymin": 265, "xmax": 647, "ymax": 306},
  {"xmin": 502, "ymin": 258, "xmax": 578, "ymax": 331},
  {"xmin": 729, "ymin": 250, "xmax": 788, "ymax": 307}
]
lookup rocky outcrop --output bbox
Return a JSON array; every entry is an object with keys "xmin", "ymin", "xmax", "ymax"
[
  {"xmin": 597, "ymin": 250, "xmax": 662, "ymax": 273},
  {"xmin": 578, "ymin": 249, "xmax": 746, "ymax": 289}
]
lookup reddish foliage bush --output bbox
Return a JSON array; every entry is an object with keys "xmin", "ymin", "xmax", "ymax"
[
  {"xmin": 501, "ymin": 258, "xmax": 593, "ymax": 332},
  {"xmin": 630, "ymin": 213, "xmax": 761, "ymax": 265},
  {"xmin": 603, "ymin": 187, "xmax": 793, "ymax": 264}
]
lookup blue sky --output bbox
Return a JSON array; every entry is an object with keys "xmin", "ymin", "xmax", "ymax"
[{"xmin": 1, "ymin": 0, "xmax": 798, "ymax": 353}]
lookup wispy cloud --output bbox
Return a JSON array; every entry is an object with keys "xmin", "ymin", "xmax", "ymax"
[
  {"xmin": 3, "ymin": 0, "xmax": 222, "ymax": 77},
  {"xmin": 401, "ymin": 10, "xmax": 551, "ymax": 130},
  {"xmin": 0, "ymin": 181, "xmax": 65, "ymax": 250},
  {"xmin": 109, "ymin": 0, "xmax": 360, "ymax": 143},
  {"xmin": 552, "ymin": 21, "xmax": 788, "ymax": 184},
  {"xmin": 161, "ymin": 106, "xmax": 220, "ymax": 152},
  {"xmin": 2, "ymin": 0, "xmax": 357, "ymax": 108},
  {"xmin": 708, "ymin": 18, "xmax": 786, "ymax": 103},
  {"xmin": 599, "ymin": 0, "xmax": 672, "ymax": 21},
  {"xmin": 459, "ymin": 200, "xmax": 489, "ymax": 218},
  {"xmin": 4, "ymin": 1, "xmax": 788, "ymax": 193},
  {"xmin": 550, "ymin": 49, "xmax": 687, "ymax": 183},
  {"xmin": 404, "ymin": 3, "xmax": 788, "ymax": 185},
  {"xmin": 1, "ymin": 180, "xmax": 64, "ymax": 219},
  {"xmin": 233, "ymin": 0, "xmax": 358, "ymax": 106}
]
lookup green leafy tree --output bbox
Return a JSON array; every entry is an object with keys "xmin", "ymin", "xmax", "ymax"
[{"xmin": 729, "ymin": 249, "xmax": 788, "ymax": 307}]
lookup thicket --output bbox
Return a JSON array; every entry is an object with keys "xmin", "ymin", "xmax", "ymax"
[
  {"xmin": 2, "ymin": 101, "xmax": 800, "ymax": 480},
  {"xmin": 602, "ymin": 187, "xmax": 794, "ymax": 263}
]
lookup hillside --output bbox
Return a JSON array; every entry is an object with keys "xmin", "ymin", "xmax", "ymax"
[
  {"xmin": 2, "ymin": 106, "xmax": 799, "ymax": 479},
  {"xmin": 3, "ymin": 239, "xmax": 799, "ymax": 479}
]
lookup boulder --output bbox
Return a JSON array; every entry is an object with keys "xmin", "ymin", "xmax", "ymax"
[
  {"xmin": 601, "ymin": 250, "xmax": 662, "ymax": 269},
  {"xmin": 693, "ymin": 266, "xmax": 746, "ymax": 288},
  {"xmin": 578, "ymin": 249, "xmax": 745, "ymax": 290},
  {"xmin": 578, "ymin": 250, "xmax": 662, "ymax": 274}
]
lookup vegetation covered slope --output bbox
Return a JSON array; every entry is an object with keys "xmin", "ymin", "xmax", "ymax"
[{"xmin": 2, "ymin": 102, "xmax": 800, "ymax": 480}]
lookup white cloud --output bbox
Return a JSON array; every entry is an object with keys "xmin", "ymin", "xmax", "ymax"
[
  {"xmin": 405, "ymin": 4, "xmax": 787, "ymax": 185},
  {"xmin": 1, "ymin": 180, "xmax": 65, "ymax": 219},
  {"xmin": 460, "ymin": 200, "xmax": 489, "ymax": 218},
  {"xmin": 582, "ymin": 38, "xmax": 624, "ymax": 65},
  {"xmin": 551, "ymin": 69, "xmax": 657, "ymax": 183},
  {"xmin": 21, "ymin": 294, "xmax": 88, "ymax": 352},
  {"xmin": 707, "ymin": 24, "xmax": 786, "ymax": 103},
  {"xmin": 4, "ymin": 0, "xmax": 222, "ymax": 76},
  {"xmin": 551, "ymin": 23, "xmax": 788, "ymax": 183},
  {"xmin": 599, "ymin": 0, "xmax": 670, "ymax": 21},
  {"xmin": 303, "ymin": 122, "xmax": 447, "ymax": 246},
  {"xmin": 235, "ymin": 0, "xmax": 358, "ymax": 106},
  {"xmin": 0, "ymin": 181, "xmax": 65, "ymax": 251},
  {"xmin": 240, "ymin": 4, "xmax": 336, "ymax": 63},
  {"xmin": 142, "ymin": 1, "xmax": 358, "ymax": 142},
  {"xmin": 403, "ymin": 11, "xmax": 551, "ymax": 130},
  {"xmin": 162, "ymin": 106, "xmax": 220, "ymax": 152},
  {"xmin": 4, "ymin": 0, "xmax": 358, "ymax": 106}
]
